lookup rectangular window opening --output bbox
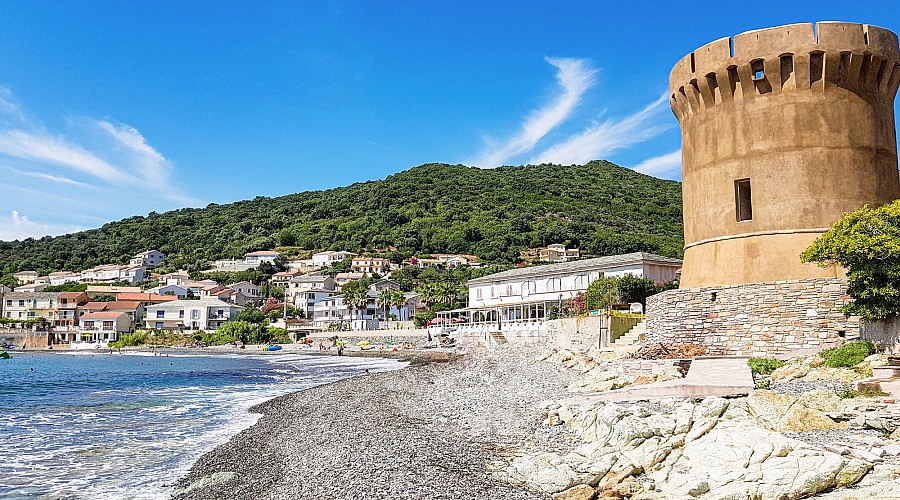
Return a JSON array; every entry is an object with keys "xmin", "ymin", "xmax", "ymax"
[{"xmin": 735, "ymin": 179, "xmax": 753, "ymax": 222}]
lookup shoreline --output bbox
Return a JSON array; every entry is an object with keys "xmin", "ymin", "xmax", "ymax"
[{"xmin": 172, "ymin": 345, "xmax": 570, "ymax": 499}]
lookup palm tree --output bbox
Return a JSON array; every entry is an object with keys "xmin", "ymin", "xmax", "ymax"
[
  {"xmin": 341, "ymin": 281, "xmax": 369, "ymax": 330},
  {"xmin": 390, "ymin": 290, "xmax": 408, "ymax": 321},
  {"xmin": 376, "ymin": 289, "xmax": 393, "ymax": 325}
]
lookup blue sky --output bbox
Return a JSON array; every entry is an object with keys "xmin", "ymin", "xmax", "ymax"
[{"xmin": 0, "ymin": 1, "xmax": 898, "ymax": 240}]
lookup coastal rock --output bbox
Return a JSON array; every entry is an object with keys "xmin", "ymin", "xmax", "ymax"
[
  {"xmin": 568, "ymin": 370, "xmax": 633, "ymax": 393},
  {"xmin": 551, "ymin": 484, "xmax": 596, "ymax": 500},
  {"xmin": 747, "ymin": 389, "xmax": 845, "ymax": 432},
  {"xmin": 510, "ymin": 396, "xmax": 869, "ymax": 497}
]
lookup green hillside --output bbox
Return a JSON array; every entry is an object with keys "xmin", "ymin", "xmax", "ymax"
[{"xmin": 0, "ymin": 161, "xmax": 683, "ymax": 275}]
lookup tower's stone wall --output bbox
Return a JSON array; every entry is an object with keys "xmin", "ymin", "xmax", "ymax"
[
  {"xmin": 645, "ymin": 277, "xmax": 858, "ymax": 356},
  {"xmin": 670, "ymin": 22, "xmax": 900, "ymax": 288}
]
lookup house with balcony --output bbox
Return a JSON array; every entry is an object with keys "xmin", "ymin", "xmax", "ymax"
[
  {"xmin": 244, "ymin": 250, "xmax": 281, "ymax": 265},
  {"xmin": 351, "ymin": 257, "xmax": 390, "ymax": 275},
  {"xmin": 287, "ymin": 275, "xmax": 336, "ymax": 318},
  {"xmin": 2, "ymin": 292, "xmax": 62, "ymax": 324},
  {"xmin": 538, "ymin": 244, "xmax": 581, "ymax": 263},
  {"xmin": 77, "ymin": 312, "xmax": 132, "ymax": 343},
  {"xmin": 312, "ymin": 294, "xmax": 378, "ymax": 331},
  {"xmin": 311, "ymin": 250, "xmax": 357, "ymax": 268},
  {"xmin": 55, "ymin": 292, "xmax": 89, "ymax": 340},
  {"xmin": 465, "ymin": 252, "xmax": 682, "ymax": 326},
  {"xmin": 49, "ymin": 272, "xmax": 82, "ymax": 286},
  {"xmin": 80, "ymin": 264, "xmax": 146, "ymax": 285},
  {"xmin": 227, "ymin": 281, "xmax": 262, "ymax": 301},
  {"xmin": 13, "ymin": 271, "xmax": 39, "ymax": 285},
  {"xmin": 145, "ymin": 299, "xmax": 242, "ymax": 331},
  {"xmin": 130, "ymin": 250, "xmax": 165, "ymax": 268},
  {"xmin": 270, "ymin": 270, "xmax": 304, "ymax": 286}
]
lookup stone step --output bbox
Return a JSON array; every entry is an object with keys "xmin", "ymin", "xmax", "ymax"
[{"xmin": 489, "ymin": 332, "xmax": 508, "ymax": 345}]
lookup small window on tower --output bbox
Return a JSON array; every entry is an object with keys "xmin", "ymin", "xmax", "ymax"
[{"xmin": 735, "ymin": 179, "xmax": 753, "ymax": 222}]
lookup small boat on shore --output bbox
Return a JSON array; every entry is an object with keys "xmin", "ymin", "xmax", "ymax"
[
  {"xmin": 0, "ymin": 351, "xmax": 10, "ymax": 359},
  {"xmin": 263, "ymin": 344, "xmax": 283, "ymax": 351}
]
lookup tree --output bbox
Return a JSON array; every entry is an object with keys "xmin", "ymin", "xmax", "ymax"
[
  {"xmin": 616, "ymin": 275, "xmax": 661, "ymax": 306},
  {"xmin": 390, "ymin": 290, "xmax": 408, "ymax": 319},
  {"xmin": 92, "ymin": 293, "xmax": 116, "ymax": 302},
  {"xmin": 234, "ymin": 308, "xmax": 267, "ymax": 324},
  {"xmin": 341, "ymin": 280, "xmax": 370, "ymax": 327},
  {"xmin": 801, "ymin": 201, "xmax": 900, "ymax": 321},
  {"xmin": 377, "ymin": 289, "xmax": 393, "ymax": 325}
]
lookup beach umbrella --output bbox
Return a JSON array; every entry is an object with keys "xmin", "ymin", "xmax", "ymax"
[
  {"xmin": 357, "ymin": 340, "xmax": 370, "ymax": 346},
  {"xmin": 427, "ymin": 317, "xmax": 447, "ymax": 325}
]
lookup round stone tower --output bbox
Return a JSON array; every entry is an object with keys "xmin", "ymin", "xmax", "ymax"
[{"xmin": 670, "ymin": 22, "xmax": 900, "ymax": 288}]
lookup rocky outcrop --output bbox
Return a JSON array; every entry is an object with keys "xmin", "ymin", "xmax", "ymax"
[
  {"xmin": 502, "ymin": 397, "xmax": 870, "ymax": 498},
  {"xmin": 747, "ymin": 389, "xmax": 846, "ymax": 432}
]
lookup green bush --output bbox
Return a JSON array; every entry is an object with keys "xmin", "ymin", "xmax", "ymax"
[
  {"xmin": 748, "ymin": 357, "xmax": 785, "ymax": 375},
  {"xmin": 820, "ymin": 341, "xmax": 877, "ymax": 368},
  {"xmin": 109, "ymin": 331, "xmax": 149, "ymax": 348}
]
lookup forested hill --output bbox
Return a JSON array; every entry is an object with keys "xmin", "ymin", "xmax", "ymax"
[{"xmin": 0, "ymin": 161, "xmax": 683, "ymax": 274}]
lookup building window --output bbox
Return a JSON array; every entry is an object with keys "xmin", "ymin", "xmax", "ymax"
[
  {"xmin": 84, "ymin": 321, "xmax": 94, "ymax": 329},
  {"xmin": 156, "ymin": 322, "xmax": 163, "ymax": 328},
  {"xmin": 156, "ymin": 310, "xmax": 165, "ymax": 318},
  {"xmin": 179, "ymin": 310, "xmax": 185, "ymax": 319},
  {"xmin": 191, "ymin": 310, "xmax": 200, "ymax": 319},
  {"xmin": 735, "ymin": 178, "xmax": 752, "ymax": 222},
  {"xmin": 102, "ymin": 321, "xmax": 114, "ymax": 331}
]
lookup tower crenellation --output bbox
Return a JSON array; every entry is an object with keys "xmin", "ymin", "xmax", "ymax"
[{"xmin": 670, "ymin": 22, "xmax": 900, "ymax": 122}]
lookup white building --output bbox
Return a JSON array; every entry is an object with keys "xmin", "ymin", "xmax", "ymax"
[
  {"xmin": 49, "ymin": 272, "xmax": 81, "ymax": 286},
  {"xmin": 80, "ymin": 264, "xmax": 146, "ymax": 285},
  {"xmin": 311, "ymin": 250, "xmax": 357, "ymax": 267},
  {"xmin": 77, "ymin": 311, "xmax": 132, "ymax": 343},
  {"xmin": 227, "ymin": 281, "xmax": 262, "ymax": 300},
  {"xmin": 130, "ymin": 250, "xmax": 165, "ymax": 268},
  {"xmin": 287, "ymin": 275, "xmax": 336, "ymax": 318},
  {"xmin": 145, "ymin": 299, "xmax": 243, "ymax": 331},
  {"xmin": 466, "ymin": 252, "xmax": 682, "ymax": 324},
  {"xmin": 538, "ymin": 244, "xmax": 580, "ymax": 263},
  {"xmin": 13, "ymin": 271, "xmax": 38, "ymax": 285},
  {"xmin": 351, "ymin": 257, "xmax": 390, "ymax": 275},
  {"xmin": 243, "ymin": 250, "xmax": 281, "ymax": 265},
  {"xmin": 144, "ymin": 284, "xmax": 188, "ymax": 298},
  {"xmin": 312, "ymin": 294, "xmax": 378, "ymax": 331}
]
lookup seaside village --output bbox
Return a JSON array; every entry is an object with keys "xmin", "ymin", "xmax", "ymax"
[
  {"xmin": 1, "ymin": 243, "xmax": 686, "ymax": 349},
  {"xmin": 8, "ymin": 21, "xmax": 900, "ymax": 500}
]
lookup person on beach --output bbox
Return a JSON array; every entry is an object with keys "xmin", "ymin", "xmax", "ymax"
[{"xmin": 337, "ymin": 343, "xmax": 344, "ymax": 356}]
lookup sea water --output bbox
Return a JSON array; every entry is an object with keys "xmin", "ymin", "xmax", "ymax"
[{"xmin": 0, "ymin": 350, "xmax": 406, "ymax": 499}]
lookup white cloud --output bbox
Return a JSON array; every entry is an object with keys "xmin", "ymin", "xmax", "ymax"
[
  {"xmin": 0, "ymin": 129, "xmax": 126, "ymax": 182},
  {"xmin": 530, "ymin": 93, "xmax": 671, "ymax": 165},
  {"xmin": 474, "ymin": 57, "xmax": 598, "ymax": 168},
  {"xmin": 0, "ymin": 210, "xmax": 82, "ymax": 241},
  {"xmin": 16, "ymin": 169, "xmax": 92, "ymax": 187},
  {"xmin": 0, "ymin": 87, "xmax": 199, "ymax": 241},
  {"xmin": 631, "ymin": 149, "xmax": 682, "ymax": 179},
  {"xmin": 10, "ymin": 210, "xmax": 33, "ymax": 227}
]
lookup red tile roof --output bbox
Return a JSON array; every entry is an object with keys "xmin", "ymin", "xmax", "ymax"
[
  {"xmin": 105, "ymin": 301, "xmax": 142, "ymax": 310},
  {"xmin": 115, "ymin": 293, "xmax": 178, "ymax": 302},
  {"xmin": 80, "ymin": 311, "xmax": 128, "ymax": 320},
  {"xmin": 81, "ymin": 302, "xmax": 111, "ymax": 310}
]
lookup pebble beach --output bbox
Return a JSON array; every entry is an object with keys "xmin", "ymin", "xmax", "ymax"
[{"xmin": 172, "ymin": 346, "xmax": 572, "ymax": 500}]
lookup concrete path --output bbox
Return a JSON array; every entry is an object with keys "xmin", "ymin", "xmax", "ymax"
[{"xmin": 563, "ymin": 356, "xmax": 755, "ymax": 405}]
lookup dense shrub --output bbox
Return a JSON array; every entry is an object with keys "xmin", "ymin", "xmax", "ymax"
[
  {"xmin": 109, "ymin": 331, "xmax": 149, "ymax": 348},
  {"xmin": 748, "ymin": 357, "xmax": 785, "ymax": 375},
  {"xmin": 820, "ymin": 341, "xmax": 877, "ymax": 368}
]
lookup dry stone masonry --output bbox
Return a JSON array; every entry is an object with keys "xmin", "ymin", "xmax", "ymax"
[{"xmin": 646, "ymin": 277, "xmax": 859, "ymax": 356}]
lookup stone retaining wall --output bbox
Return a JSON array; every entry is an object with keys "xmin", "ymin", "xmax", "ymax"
[{"xmin": 646, "ymin": 277, "xmax": 859, "ymax": 356}]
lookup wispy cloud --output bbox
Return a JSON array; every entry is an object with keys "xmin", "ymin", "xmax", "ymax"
[
  {"xmin": 0, "ymin": 87, "xmax": 199, "ymax": 240},
  {"xmin": 16, "ymin": 169, "xmax": 92, "ymax": 187},
  {"xmin": 473, "ymin": 57, "xmax": 598, "ymax": 168},
  {"xmin": 0, "ymin": 130, "xmax": 126, "ymax": 182},
  {"xmin": 631, "ymin": 149, "xmax": 682, "ymax": 179},
  {"xmin": 529, "ymin": 93, "xmax": 671, "ymax": 165}
]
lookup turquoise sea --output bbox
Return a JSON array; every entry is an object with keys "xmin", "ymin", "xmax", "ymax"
[{"xmin": 0, "ymin": 350, "xmax": 405, "ymax": 499}]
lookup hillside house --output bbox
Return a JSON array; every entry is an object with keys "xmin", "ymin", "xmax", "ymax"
[
  {"xmin": 145, "ymin": 299, "xmax": 243, "ymax": 331},
  {"xmin": 130, "ymin": 250, "xmax": 165, "ymax": 268}
]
